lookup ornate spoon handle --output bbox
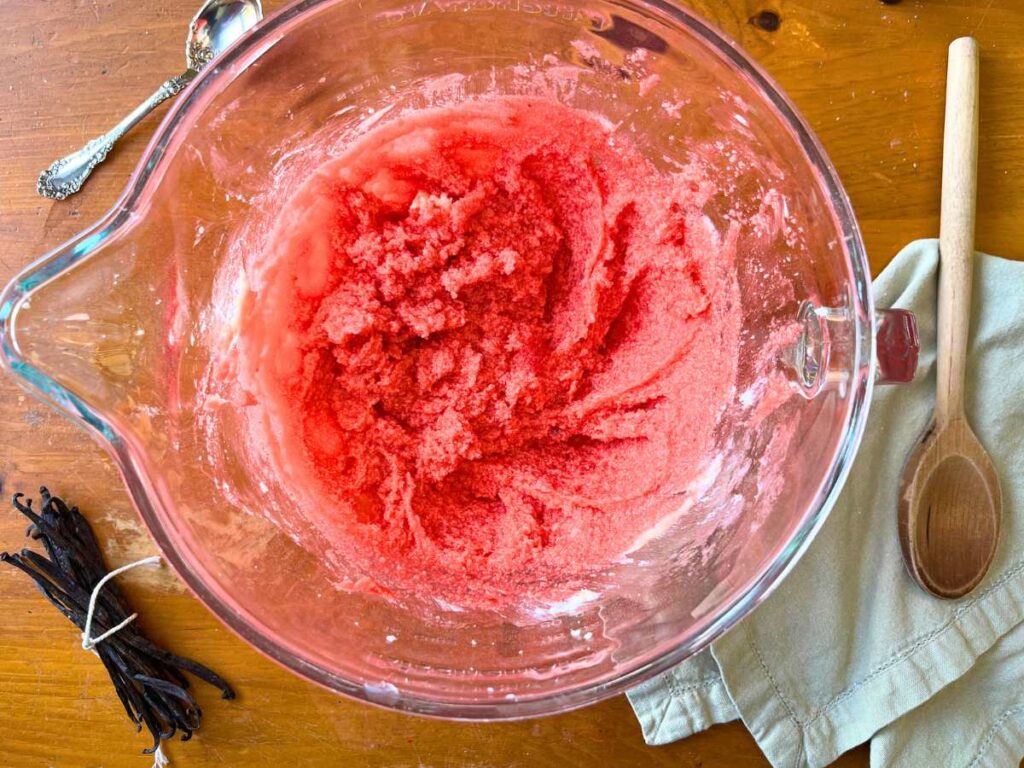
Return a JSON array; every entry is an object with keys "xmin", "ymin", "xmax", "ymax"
[{"xmin": 37, "ymin": 69, "xmax": 197, "ymax": 201}]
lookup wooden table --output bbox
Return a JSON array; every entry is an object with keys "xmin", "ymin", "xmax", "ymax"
[{"xmin": 1, "ymin": 0, "xmax": 1021, "ymax": 765}]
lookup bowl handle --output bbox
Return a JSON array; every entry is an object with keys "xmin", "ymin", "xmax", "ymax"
[{"xmin": 875, "ymin": 309, "xmax": 919, "ymax": 385}]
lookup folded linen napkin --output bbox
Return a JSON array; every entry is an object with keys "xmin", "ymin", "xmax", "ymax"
[{"xmin": 628, "ymin": 239, "xmax": 1024, "ymax": 768}]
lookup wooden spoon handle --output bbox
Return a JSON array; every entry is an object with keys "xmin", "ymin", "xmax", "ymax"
[{"xmin": 936, "ymin": 37, "xmax": 980, "ymax": 426}]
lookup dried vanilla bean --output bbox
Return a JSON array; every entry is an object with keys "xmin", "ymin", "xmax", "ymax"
[{"xmin": 1, "ymin": 488, "xmax": 234, "ymax": 754}]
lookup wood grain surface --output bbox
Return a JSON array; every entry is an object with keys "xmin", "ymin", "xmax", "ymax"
[{"xmin": 1, "ymin": 1, "xmax": 1022, "ymax": 766}]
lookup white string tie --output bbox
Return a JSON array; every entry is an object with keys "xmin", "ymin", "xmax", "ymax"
[
  {"xmin": 81, "ymin": 555, "xmax": 162, "ymax": 654},
  {"xmin": 152, "ymin": 743, "xmax": 170, "ymax": 768}
]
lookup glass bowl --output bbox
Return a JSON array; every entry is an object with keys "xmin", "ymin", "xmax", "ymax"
[{"xmin": 0, "ymin": 0, "xmax": 917, "ymax": 718}]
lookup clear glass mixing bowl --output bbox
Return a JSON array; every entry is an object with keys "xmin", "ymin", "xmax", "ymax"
[{"xmin": 0, "ymin": 0, "xmax": 917, "ymax": 718}]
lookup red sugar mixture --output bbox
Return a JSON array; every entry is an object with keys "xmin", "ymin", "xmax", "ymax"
[{"xmin": 227, "ymin": 97, "xmax": 741, "ymax": 607}]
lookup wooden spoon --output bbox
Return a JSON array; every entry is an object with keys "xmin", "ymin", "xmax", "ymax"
[{"xmin": 898, "ymin": 37, "xmax": 1002, "ymax": 600}]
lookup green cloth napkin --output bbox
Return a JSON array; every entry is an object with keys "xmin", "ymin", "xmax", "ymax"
[{"xmin": 627, "ymin": 239, "xmax": 1024, "ymax": 768}]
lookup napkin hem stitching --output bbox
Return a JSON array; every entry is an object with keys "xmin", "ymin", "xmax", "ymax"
[
  {"xmin": 643, "ymin": 676, "xmax": 726, "ymax": 740},
  {"xmin": 665, "ymin": 675, "xmax": 723, "ymax": 697},
  {"xmin": 745, "ymin": 627, "xmax": 809, "ymax": 767},
  {"xmin": 747, "ymin": 626, "xmax": 805, "ymax": 730},
  {"xmin": 803, "ymin": 557, "xmax": 1024, "ymax": 726},
  {"xmin": 966, "ymin": 701, "xmax": 1024, "ymax": 768}
]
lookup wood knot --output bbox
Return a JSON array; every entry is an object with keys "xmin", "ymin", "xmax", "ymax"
[
  {"xmin": 880, "ymin": 0, "xmax": 902, "ymax": 5},
  {"xmin": 749, "ymin": 10, "xmax": 781, "ymax": 32}
]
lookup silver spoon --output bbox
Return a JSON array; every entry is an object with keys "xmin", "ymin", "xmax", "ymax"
[{"xmin": 37, "ymin": 0, "xmax": 263, "ymax": 201}]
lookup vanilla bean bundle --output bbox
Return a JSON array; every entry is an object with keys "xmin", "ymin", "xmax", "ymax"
[{"xmin": 1, "ymin": 488, "xmax": 234, "ymax": 754}]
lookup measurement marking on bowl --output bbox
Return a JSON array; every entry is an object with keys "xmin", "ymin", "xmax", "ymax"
[{"xmin": 377, "ymin": 0, "xmax": 586, "ymax": 26}]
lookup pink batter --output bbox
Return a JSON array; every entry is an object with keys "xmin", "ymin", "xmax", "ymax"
[{"xmin": 229, "ymin": 97, "xmax": 740, "ymax": 607}]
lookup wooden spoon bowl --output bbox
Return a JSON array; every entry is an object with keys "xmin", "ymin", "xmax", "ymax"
[{"xmin": 899, "ymin": 417, "xmax": 1001, "ymax": 599}]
